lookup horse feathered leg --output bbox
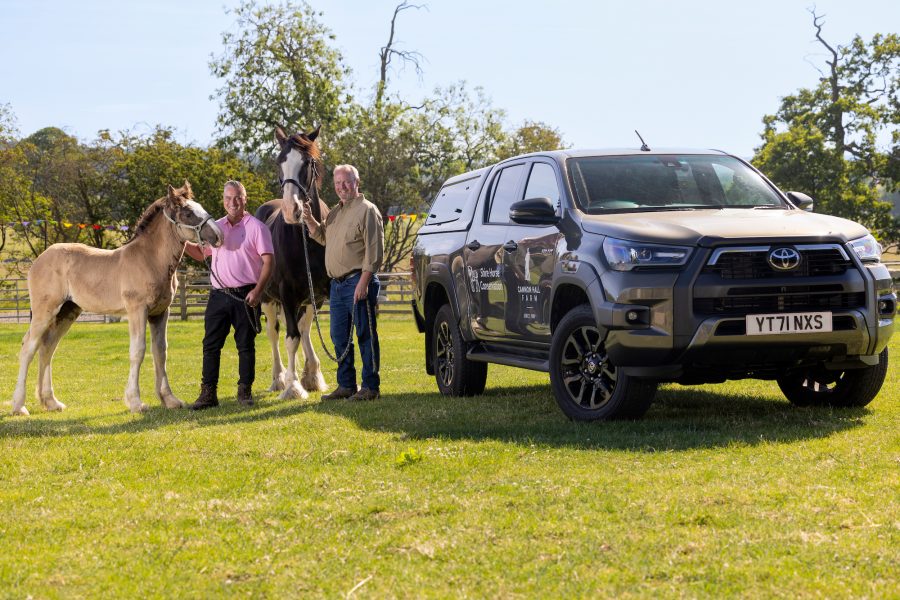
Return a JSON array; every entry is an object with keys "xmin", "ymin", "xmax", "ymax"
[
  {"xmin": 279, "ymin": 303, "xmax": 308, "ymax": 400},
  {"xmin": 299, "ymin": 305, "xmax": 327, "ymax": 392},
  {"xmin": 262, "ymin": 301, "xmax": 286, "ymax": 392},
  {"xmin": 148, "ymin": 309, "xmax": 183, "ymax": 409},
  {"xmin": 124, "ymin": 307, "xmax": 150, "ymax": 413}
]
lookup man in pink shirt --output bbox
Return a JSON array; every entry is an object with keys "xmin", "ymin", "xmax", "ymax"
[{"xmin": 184, "ymin": 180, "xmax": 274, "ymax": 408}]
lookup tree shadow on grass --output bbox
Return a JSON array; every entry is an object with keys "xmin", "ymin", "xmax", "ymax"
[{"xmin": 311, "ymin": 384, "xmax": 870, "ymax": 451}]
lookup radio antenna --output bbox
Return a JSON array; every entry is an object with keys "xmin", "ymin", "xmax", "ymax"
[{"xmin": 634, "ymin": 130, "xmax": 651, "ymax": 152}]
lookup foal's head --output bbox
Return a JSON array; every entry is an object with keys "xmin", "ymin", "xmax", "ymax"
[
  {"xmin": 164, "ymin": 181, "xmax": 224, "ymax": 247},
  {"xmin": 275, "ymin": 125, "xmax": 322, "ymax": 224}
]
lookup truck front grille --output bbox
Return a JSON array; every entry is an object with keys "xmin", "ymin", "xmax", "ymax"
[
  {"xmin": 703, "ymin": 246, "xmax": 851, "ymax": 279},
  {"xmin": 694, "ymin": 287, "xmax": 866, "ymax": 315}
]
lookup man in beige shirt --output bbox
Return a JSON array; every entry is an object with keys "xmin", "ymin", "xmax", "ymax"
[{"xmin": 302, "ymin": 164, "xmax": 385, "ymax": 400}]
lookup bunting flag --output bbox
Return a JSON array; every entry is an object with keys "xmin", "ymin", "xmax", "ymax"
[
  {"xmin": 386, "ymin": 213, "xmax": 427, "ymax": 222},
  {"xmin": 3, "ymin": 219, "xmax": 131, "ymax": 231}
]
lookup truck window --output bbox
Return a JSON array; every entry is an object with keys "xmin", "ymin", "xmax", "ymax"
[
  {"xmin": 425, "ymin": 176, "xmax": 481, "ymax": 226},
  {"xmin": 524, "ymin": 163, "xmax": 560, "ymax": 210},
  {"xmin": 487, "ymin": 164, "xmax": 526, "ymax": 223}
]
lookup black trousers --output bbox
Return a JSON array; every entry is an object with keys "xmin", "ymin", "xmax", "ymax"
[{"xmin": 201, "ymin": 287, "xmax": 259, "ymax": 388}]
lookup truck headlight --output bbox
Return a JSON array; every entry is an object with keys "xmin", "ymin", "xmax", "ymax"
[
  {"xmin": 603, "ymin": 237, "xmax": 693, "ymax": 271},
  {"xmin": 849, "ymin": 234, "xmax": 882, "ymax": 263}
]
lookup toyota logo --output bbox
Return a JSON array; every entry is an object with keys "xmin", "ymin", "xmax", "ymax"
[{"xmin": 768, "ymin": 247, "xmax": 801, "ymax": 271}]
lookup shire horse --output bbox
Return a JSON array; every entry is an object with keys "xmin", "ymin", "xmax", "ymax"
[
  {"xmin": 11, "ymin": 182, "xmax": 224, "ymax": 415},
  {"xmin": 255, "ymin": 126, "xmax": 331, "ymax": 399}
]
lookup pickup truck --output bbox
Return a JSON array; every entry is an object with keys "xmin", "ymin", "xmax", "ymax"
[{"xmin": 410, "ymin": 148, "xmax": 896, "ymax": 420}]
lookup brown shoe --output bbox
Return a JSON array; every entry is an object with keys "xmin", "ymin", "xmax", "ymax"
[
  {"xmin": 322, "ymin": 386, "xmax": 358, "ymax": 401},
  {"xmin": 237, "ymin": 383, "xmax": 254, "ymax": 406},
  {"xmin": 189, "ymin": 384, "xmax": 219, "ymax": 410},
  {"xmin": 348, "ymin": 388, "xmax": 379, "ymax": 401}
]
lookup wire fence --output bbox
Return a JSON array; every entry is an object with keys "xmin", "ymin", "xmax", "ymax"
[{"xmin": 0, "ymin": 270, "xmax": 414, "ymax": 324}]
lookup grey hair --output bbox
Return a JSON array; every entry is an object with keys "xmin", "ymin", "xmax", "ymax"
[
  {"xmin": 223, "ymin": 180, "xmax": 247, "ymax": 198},
  {"xmin": 333, "ymin": 164, "xmax": 360, "ymax": 182}
]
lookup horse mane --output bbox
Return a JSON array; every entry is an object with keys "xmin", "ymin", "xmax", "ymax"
[{"xmin": 123, "ymin": 198, "xmax": 166, "ymax": 246}]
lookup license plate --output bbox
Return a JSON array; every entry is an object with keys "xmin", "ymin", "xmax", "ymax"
[{"xmin": 746, "ymin": 312, "xmax": 832, "ymax": 335}]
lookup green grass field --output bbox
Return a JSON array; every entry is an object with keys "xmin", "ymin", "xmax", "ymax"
[{"xmin": 1, "ymin": 317, "xmax": 897, "ymax": 598}]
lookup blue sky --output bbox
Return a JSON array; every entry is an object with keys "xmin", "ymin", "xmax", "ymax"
[{"xmin": 1, "ymin": 0, "xmax": 897, "ymax": 157}]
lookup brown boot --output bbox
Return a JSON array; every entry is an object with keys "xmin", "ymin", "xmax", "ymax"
[
  {"xmin": 189, "ymin": 384, "xmax": 219, "ymax": 410},
  {"xmin": 237, "ymin": 383, "xmax": 254, "ymax": 406}
]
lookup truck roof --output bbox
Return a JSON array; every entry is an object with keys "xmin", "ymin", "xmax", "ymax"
[{"xmin": 442, "ymin": 148, "xmax": 733, "ymax": 185}]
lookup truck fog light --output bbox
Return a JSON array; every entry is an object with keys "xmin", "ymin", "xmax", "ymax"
[
  {"xmin": 626, "ymin": 310, "xmax": 639, "ymax": 322},
  {"xmin": 878, "ymin": 299, "xmax": 895, "ymax": 315}
]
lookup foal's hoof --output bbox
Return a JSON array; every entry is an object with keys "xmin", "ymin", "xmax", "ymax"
[
  {"xmin": 163, "ymin": 396, "xmax": 185, "ymax": 409},
  {"xmin": 279, "ymin": 382, "xmax": 309, "ymax": 401},
  {"xmin": 12, "ymin": 405, "xmax": 30, "ymax": 416},
  {"xmin": 42, "ymin": 398, "xmax": 66, "ymax": 412},
  {"xmin": 129, "ymin": 402, "xmax": 149, "ymax": 414}
]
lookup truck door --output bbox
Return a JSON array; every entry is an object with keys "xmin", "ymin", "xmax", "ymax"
[
  {"xmin": 464, "ymin": 163, "xmax": 527, "ymax": 340},
  {"xmin": 503, "ymin": 161, "xmax": 563, "ymax": 342}
]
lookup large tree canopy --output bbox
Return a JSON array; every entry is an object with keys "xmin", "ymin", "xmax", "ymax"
[
  {"xmin": 752, "ymin": 11, "xmax": 900, "ymax": 247},
  {"xmin": 209, "ymin": 0, "xmax": 352, "ymax": 158}
]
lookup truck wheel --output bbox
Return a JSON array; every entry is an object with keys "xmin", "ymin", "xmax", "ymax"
[
  {"xmin": 777, "ymin": 348, "xmax": 888, "ymax": 408},
  {"xmin": 433, "ymin": 304, "xmax": 487, "ymax": 396},
  {"xmin": 549, "ymin": 305, "xmax": 656, "ymax": 421}
]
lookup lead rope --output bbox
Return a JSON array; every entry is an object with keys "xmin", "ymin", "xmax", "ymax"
[{"xmin": 298, "ymin": 205, "xmax": 378, "ymax": 375}]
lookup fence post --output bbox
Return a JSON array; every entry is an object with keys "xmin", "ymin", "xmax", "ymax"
[
  {"xmin": 180, "ymin": 272, "xmax": 188, "ymax": 321},
  {"xmin": 16, "ymin": 278, "xmax": 21, "ymax": 323}
]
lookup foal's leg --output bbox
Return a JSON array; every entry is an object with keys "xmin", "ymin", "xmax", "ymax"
[
  {"xmin": 262, "ymin": 301, "xmax": 286, "ymax": 392},
  {"xmin": 124, "ymin": 306, "xmax": 150, "ymax": 413},
  {"xmin": 299, "ymin": 305, "xmax": 327, "ymax": 392},
  {"xmin": 11, "ymin": 316, "xmax": 53, "ymax": 416},
  {"xmin": 279, "ymin": 302, "xmax": 308, "ymax": 400},
  {"xmin": 36, "ymin": 305, "xmax": 80, "ymax": 411},
  {"xmin": 148, "ymin": 309, "xmax": 184, "ymax": 409}
]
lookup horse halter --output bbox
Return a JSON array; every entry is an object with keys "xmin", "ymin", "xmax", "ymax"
[
  {"xmin": 279, "ymin": 153, "xmax": 319, "ymax": 203},
  {"xmin": 162, "ymin": 207, "xmax": 216, "ymax": 246}
]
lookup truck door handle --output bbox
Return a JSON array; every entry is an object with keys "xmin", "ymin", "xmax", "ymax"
[
  {"xmin": 503, "ymin": 240, "xmax": 518, "ymax": 252},
  {"xmin": 467, "ymin": 240, "xmax": 481, "ymax": 250}
]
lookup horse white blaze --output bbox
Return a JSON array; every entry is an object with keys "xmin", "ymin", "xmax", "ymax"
[{"xmin": 280, "ymin": 149, "xmax": 307, "ymax": 224}]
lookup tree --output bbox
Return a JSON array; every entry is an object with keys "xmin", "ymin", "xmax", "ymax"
[
  {"xmin": 752, "ymin": 10, "xmax": 900, "ymax": 247},
  {"xmin": 106, "ymin": 127, "xmax": 272, "ymax": 224},
  {"xmin": 0, "ymin": 104, "xmax": 30, "ymax": 256},
  {"xmin": 210, "ymin": 0, "xmax": 352, "ymax": 157},
  {"xmin": 497, "ymin": 120, "xmax": 567, "ymax": 161}
]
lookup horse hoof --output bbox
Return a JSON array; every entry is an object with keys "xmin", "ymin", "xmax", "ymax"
[
  {"xmin": 164, "ymin": 397, "xmax": 185, "ymax": 409},
  {"xmin": 279, "ymin": 382, "xmax": 308, "ymax": 401},
  {"xmin": 268, "ymin": 379, "xmax": 285, "ymax": 392},
  {"xmin": 12, "ymin": 405, "xmax": 30, "ymax": 416},
  {"xmin": 129, "ymin": 403, "xmax": 149, "ymax": 414},
  {"xmin": 43, "ymin": 399, "xmax": 66, "ymax": 412},
  {"xmin": 301, "ymin": 372, "xmax": 327, "ymax": 392}
]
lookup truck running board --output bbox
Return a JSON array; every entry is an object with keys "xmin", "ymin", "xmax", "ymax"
[{"xmin": 466, "ymin": 345, "xmax": 549, "ymax": 372}]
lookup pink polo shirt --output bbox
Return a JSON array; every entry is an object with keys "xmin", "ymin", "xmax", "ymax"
[{"xmin": 203, "ymin": 213, "xmax": 274, "ymax": 289}]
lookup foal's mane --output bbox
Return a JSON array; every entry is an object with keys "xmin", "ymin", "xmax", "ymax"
[{"xmin": 123, "ymin": 198, "xmax": 167, "ymax": 246}]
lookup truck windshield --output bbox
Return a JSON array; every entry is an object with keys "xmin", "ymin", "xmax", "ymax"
[{"xmin": 567, "ymin": 155, "xmax": 785, "ymax": 213}]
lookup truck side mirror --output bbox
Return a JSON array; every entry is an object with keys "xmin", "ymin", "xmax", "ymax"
[
  {"xmin": 786, "ymin": 191, "xmax": 814, "ymax": 211},
  {"xmin": 510, "ymin": 197, "xmax": 560, "ymax": 225}
]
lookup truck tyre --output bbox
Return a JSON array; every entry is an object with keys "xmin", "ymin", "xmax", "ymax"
[
  {"xmin": 777, "ymin": 348, "xmax": 888, "ymax": 408},
  {"xmin": 433, "ymin": 304, "xmax": 487, "ymax": 396},
  {"xmin": 549, "ymin": 305, "xmax": 656, "ymax": 421}
]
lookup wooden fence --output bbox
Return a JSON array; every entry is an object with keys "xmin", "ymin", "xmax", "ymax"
[{"xmin": 0, "ymin": 270, "xmax": 414, "ymax": 324}]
